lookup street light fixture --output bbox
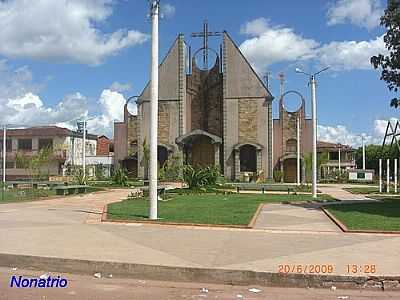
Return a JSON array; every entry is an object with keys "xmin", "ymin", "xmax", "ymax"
[{"xmin": 296, "ymin": 66, "xmax": 330, "ymax": 198}]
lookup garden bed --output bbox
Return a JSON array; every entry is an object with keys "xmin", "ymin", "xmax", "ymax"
[{"xmin": 106, "ymin": 193, "xmax": 335, "ymax": 226}]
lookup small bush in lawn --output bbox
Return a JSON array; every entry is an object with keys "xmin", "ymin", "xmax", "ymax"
[
  {"xmin": 113, "ymin": 168, "xmax": 129, "ymax": 187},
  {"xmin": 273, "ymin": 170, "xmax": 283, "ymax": 183}
]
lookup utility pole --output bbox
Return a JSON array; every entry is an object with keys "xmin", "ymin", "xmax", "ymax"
[
  {"xmin": 83, "ymin": 119, "xmax": 86, "ymax": 180},
  {"xmin": 310, "ymin": 75, "xmax": 318, "ymax": 198},
  {"xmin": 297, "ymin": 116, "xmax": 300, "ymax": 186},
  {"xmin": 278, "ymin": 72, "xmax": 285, "ymax": 98},
  {"xmin": 296, "ymin": 67, "xmax": 330, "ymax": 199},
  {"xmin": 362, "ymin": 134, "xmax": 366, "ymax": 170},
  {"xmin": 2, "ymin": 125, "xmax": 6, "ymax": 192},
  {"xmin": 149, "ymin": 0, "xmax": 160, "ymax": 220},
  {"xmin": 379, "ymin": 159, "xmax": 382, "ymax": 193}
]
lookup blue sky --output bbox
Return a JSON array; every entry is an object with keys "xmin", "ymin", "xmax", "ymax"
[{"xmin": 0, "ymin": 0, "xmax": 396, "ymax": 146}]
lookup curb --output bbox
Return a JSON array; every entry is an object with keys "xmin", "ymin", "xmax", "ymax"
[{"xmin": 0, "ymin": 253, "xmax": 399, "ymax": 290}]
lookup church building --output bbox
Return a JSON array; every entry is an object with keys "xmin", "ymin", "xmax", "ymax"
[
  {"xmin": 115, "ymin": 23, "xmax": 274, "ymax": 181},
  {"xmin": 113, "ymin": 23, "xmax": 355, "ymax": 182}
]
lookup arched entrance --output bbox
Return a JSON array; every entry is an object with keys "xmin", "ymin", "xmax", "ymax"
[
  {"xmin": 176, "ymin": 129, "xmax": 222, "ymax": 169},
  {"xmin": 239, "ymin": 144, "xmax": 257, "ymax": 172},
  {"xmin": 191, "ymin": 135, "xmax": 214, "ymax": 167},
  {"xmin": 157, "ymin": 146, "xmax": 169, "ymax": 167}
]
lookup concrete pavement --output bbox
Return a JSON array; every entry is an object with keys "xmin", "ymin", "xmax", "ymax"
[
  {"xmin": 0, "ymin": 188, "xmax": 399, "ymax": 282},
  {"xmin": 318, "ymin": 185, "xmax": 371, "ymax": 201},
  {"xmin": 254, "ymin": 203, "xmax": 341, "ymax": 232}
]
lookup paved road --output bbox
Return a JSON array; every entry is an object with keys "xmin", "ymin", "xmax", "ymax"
[
  {"xmin": 0, "ymin": 267, "xmax": 398, "ymax": 300},
  {"xmin": 0, "ymin": 189, "xmax": 399, "ymax": 277}
]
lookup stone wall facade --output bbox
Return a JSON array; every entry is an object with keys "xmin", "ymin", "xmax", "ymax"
[{"xmin": 238, "ymin": 99, "xmax": 257, "ymax": 143}]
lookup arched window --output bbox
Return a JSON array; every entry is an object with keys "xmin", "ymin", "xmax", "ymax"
[
  {"xmin": 286, "ymin": 139, "xmax": 297, "ymax": 153},
  {"xmin": 239, "ymin": 144, "xmax": 257, "ymax": 172}
]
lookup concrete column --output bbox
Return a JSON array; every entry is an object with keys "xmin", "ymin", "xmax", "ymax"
[
  {"xmin": 214, "ymin": 144, "xmax": 220, "ymax": 168},
  {"xmin": 257, "ymin": 150, "xmax": 262, "ymax": 175},
  {"xmin": 235, "ymin": 150, "xmax": 240, "ymax": 181},
  {"xmin": 387, "ymin": 159, "xmax": 390, "ymax": 194}
]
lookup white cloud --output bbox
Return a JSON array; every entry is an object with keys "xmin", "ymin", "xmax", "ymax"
[
  {"xmin": 317, "ymin": 35, "xmax": 386, "ymax": 71},
  {"xmin": 162, "ymin": 3, "xmax": 176, "ymax": 19},
  {"xmin": 327, "ymin": 0, "xmax": 383, "ymax": 29},
  {"xmin": 110, "ymin": 81, "xmax": 132, "ymax": 93},
  {"xmin": 239, "ymin": 18, "xmax": 319, "ymax": 72},
  {"xmin": 0, "ymin": 61, "xmax": 126, "ymax": 137},
  {"xmin": 239, "ymin": 18, "xmax": 387, "ymax": 73},
  {"xmin": 0, "ymin": 0, "xmax": 149, "ymax": 65},
  {"xmin": 317, "ymin": 119, "xmax": 399, "ymax": 147}
]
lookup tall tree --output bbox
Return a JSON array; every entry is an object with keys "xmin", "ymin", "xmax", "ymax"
[{"xmin": 371, "ymin": 0, "xmax": 400, "ymax": 107}]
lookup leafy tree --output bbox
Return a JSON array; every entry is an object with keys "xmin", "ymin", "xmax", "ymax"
[
  {"xmin": 15, "ymin": 147, "xmax": 55, "ymax": 181},
  {"xmin": 354, "ymin": 144, "xmax": 400, "ymax": 174},
  {"xmin": 371, "ymin": 0, "xmax": 400, "ymax": 107}
]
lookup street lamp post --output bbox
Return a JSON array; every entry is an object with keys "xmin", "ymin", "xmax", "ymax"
[
  {"xmin": 296, "ymin": 67, "xmax": 330, "ymax": 198},
  {"xmin": 296, "ymin": 116, "xmax": 300, "ymax": 186},
  {"xmin": 362, "ymin": 134, "xmax": 366, "ymax": 170},
  {"xmin": 149, "ymin": 0, "xmax": 160, "ymax": 220},
  {"xmin": 2, "ymin": 125, "xmax": 6, "ymax": 192}
]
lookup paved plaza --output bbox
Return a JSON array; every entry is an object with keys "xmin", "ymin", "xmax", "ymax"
[{"xmin": 0, "ymin": 188, "xmax": 399, "ymax": 279}]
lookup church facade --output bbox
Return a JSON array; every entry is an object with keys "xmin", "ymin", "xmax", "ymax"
[
  {"xmin": 113, "ymin": 24, "xmax": 356, "ymax": 182},
  {"xmin": 114, "ymin": 28, "xmax": 274, "ymax": 181}
]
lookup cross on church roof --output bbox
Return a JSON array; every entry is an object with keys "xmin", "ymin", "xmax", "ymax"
[{"xmin": 191, "ymin": 20, "xmax": 222, "ymax": 69}]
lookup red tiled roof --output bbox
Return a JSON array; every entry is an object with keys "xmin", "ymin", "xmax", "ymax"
[
  {"xmin": 317, "ymin": 140, "xmax": 353, "ymax": 150},
  {"xmin": 0, "ymin": 126, "xmax": 97, "ymax": 139}
]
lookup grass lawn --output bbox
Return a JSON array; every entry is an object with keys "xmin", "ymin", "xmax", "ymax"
[
  {"xmin": 0, "ymin": 187, "xmax": 103, "ymax": 204},
  {"xmin": 326, "ymin": 198, "xmax": 400, "ymax": 231},
  {"xmin": 107, "ymin": 193, "xmax": 335, "ymax": 226}
]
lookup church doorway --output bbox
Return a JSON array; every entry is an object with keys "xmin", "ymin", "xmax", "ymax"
[
  {"xmin": 157, "ymin": 146, "xmax": 168, "ymax": 167},
  {"xmin": 239, "ymin": 144, "xmax": 257, "ymax": 172},
  {"xmin": 191, "ymin": 135, "xmax": 214, "ymax": 167},
  {"xmin": 283, "ymin": 158, "xmax": 297, "ymax": 183}
]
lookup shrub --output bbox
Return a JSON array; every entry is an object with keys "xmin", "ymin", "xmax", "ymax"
[
  {"xmin": 74, "ymin": 168, "xmax": 87, "ymax": 185},
  {"xmin": 112, "ymin": 168, "xmax": 129, "ymax": 187},
  {"xmin": 273, "ymin": 170, "xmax": 283, "ymax": 183},
  {"xmin": 182, "ymin": 165, "xmax": 220, "ymax": 189}
]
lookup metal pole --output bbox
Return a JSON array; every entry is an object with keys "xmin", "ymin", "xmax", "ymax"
[
  {"xmin": 395, "ymin": 159, "xmax": 398, "ymax": 193},
  {"xmin": 83, "ymin": 120, "xmax": 86, "ymax": 180},
  {"xmin": 149, "ymin": 0, "xmax": 159, "ymax": 220},
  {"xmin": 310, "ymin": 75, "xmax": 317, "ymax": 198},
  {"xmin": 362, "ymin": 135, "xmax": 366, "ymax": 170},
  {"xmin": 297, "ymin": 117, "xmax": 300, "ymax": 186},
  {"xmin": 338, "ymin": 148, "xmax": 341, "ymax": 173},
  {"xmin": 379, "ymin": 159, "xmax": 382, "ymax": 193},
  {"xmin": 387, "ymin": 158, "xmax": 390, "ymax": 193},
  {"xmin": 2, "ymin": 125, "xmax": 6, "ymax": 191}
]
